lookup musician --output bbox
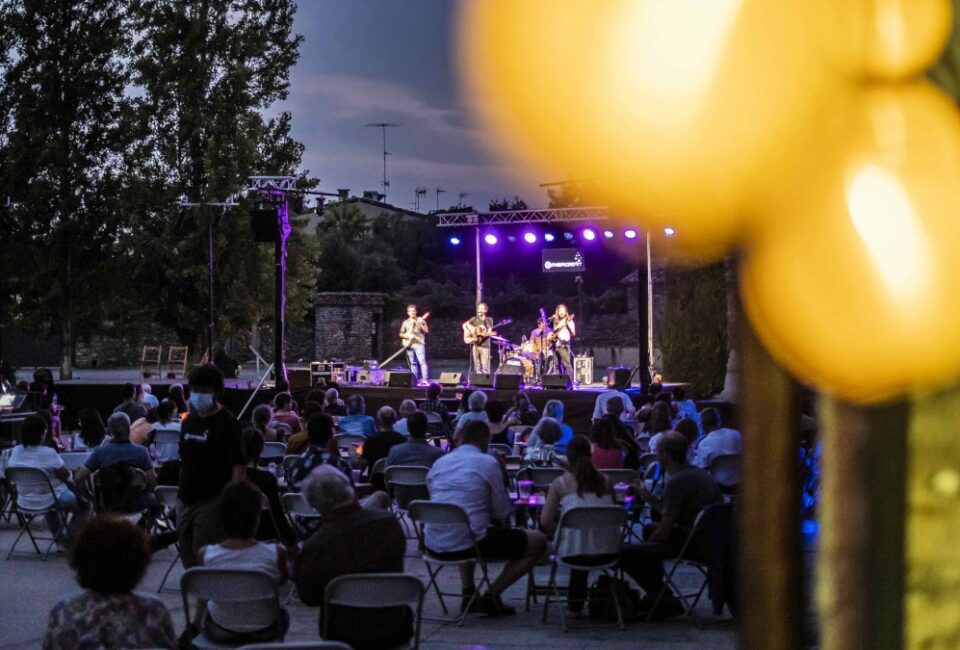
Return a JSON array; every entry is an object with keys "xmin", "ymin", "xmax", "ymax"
[
  {"xmin": 463, "ymin": 302, "xmax": 494, "ymax": 374},
  {"xmin": 529, "ymin": 318, "xmax": 554, "ymax": 378},
  {"xmin": 549, "ymin": 304, "xmax": 576, "ymax": 378},
  {"xmin": 400, "ymin": 305, "xmax": 429, "ymax": 384}
]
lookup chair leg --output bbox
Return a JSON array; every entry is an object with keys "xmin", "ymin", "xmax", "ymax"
[
  {"xmin": 607, "ymin": 569, "xmax": 626, "ymax": 631},
  {"xmin": 541, "ymin": 561, "xmax": 558, "ymax": 624},
  {"xmin": 6, "ymin": 517, "xmax": 34, "ymax": 560},
  {"xmin": 157, "ymin": 548, "xmax": 181, "ymax": 593},
  {"xmin": 423, "ymin": 564, "xmax": 449, "ymax": 615}
]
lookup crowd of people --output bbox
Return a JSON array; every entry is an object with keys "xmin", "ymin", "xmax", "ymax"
[{"xmin": 0, "ymin": 366, "xmax": 746, "ymax": 648}]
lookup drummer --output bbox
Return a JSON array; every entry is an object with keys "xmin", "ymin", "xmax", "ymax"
[
  {"xmin": 529, "ymin": 318, "xmax": 554, "ymax": 379},
  {"xmin": 529, "ymin": 318, "xmax": 552, "ymax": 348}
]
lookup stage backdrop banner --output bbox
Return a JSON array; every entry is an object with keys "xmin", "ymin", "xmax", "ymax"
[{"xmin": 541, "ymin": 248, "xmax": 585, "ymax": 273}]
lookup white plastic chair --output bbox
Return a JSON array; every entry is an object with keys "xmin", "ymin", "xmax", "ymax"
[
  {"xmin": 541, "ymin": 505, "xmax": 627, "ymax": 631},
  {"xmin": 154, "ymin": 485, "xmax": 181, "ymax": 592},
  {"xmin": 600, "ymin": 469, "xmax": 639, "ymax": 486},
  {"xmin": 180, "ymin": 568, "xmax": 284, "ymax": 649},
  {"xmin": 516, "ymin": 466, "xmax": 564, "ymax": 492},
  {"xmin": 281, "ymin": 454, "xmax": 300, "ymax": 478},
  {"xmin": 262, "ymin": 442, "xmax": 288, "ymax": 462},
  {"xmin": 280, "ymin": 492, "xmax": 322, "ymax": 530},
  {"xmin": 384, "ymin": 465, "xmax": 429, "ymax": 543},
  {"xmin": 59, "ymin": 452, "xmax": 90, "ymax": 472},
  {"xmin": 407, "ymin": 500, "xmax": 495, "ymax": 626},
  {"xmin": 323, "ymin": 573, "xmax": 425, "ymax": 649},
  {"xmin": 152, "ymin": 428, "xmax": 181, "ymax": 465},
  {"xmin": 273, "ymin": 422, "xmax": 294, "ymax": 441},
  {"xmin": 4, "ymin": 466, "xmax": 73, "ymax": 560},
  {"xmin": 487, "ymin": 443, "xmax": 512, "ymax": 457},
  {"xmin": 707, "ymin": 454, "xmax": 741, "ymax": 490}
]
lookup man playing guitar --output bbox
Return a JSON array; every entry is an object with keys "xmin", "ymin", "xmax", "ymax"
[
  {"xmin": 462, "ymin": 302, "xmax": 495, "ymax": 374},
  {"xmin": 549, "ymin": 304, "xmax": 576, "ymax": 379},
  {"xmin": 400, "ymin": 305, "xmax": 430, "ymax": 384}
]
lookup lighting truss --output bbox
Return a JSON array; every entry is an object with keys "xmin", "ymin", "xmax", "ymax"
[
  {"xmin": 248, "ymin": 176, "xmax": 299, "ymax": 192},
  {"xmin": 436, "ymin": 206, "xmax": 609, "ymax": 227}
]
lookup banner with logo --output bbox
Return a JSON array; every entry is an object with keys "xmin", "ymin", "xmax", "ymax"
[{"xmin": 541, "ymin": 248, "xmax": 585, "ymax": 273}]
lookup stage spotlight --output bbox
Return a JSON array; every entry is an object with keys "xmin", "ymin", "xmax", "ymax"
[
  {"xmin": 449, "ymin": 236, "xmax": 461, "ymax": 246},
  {"xmin": 563, "ymin": 232, "xmax": 574, "ymax": 241},
  {"xmin": 484, "ymin": 233, "xmax": 498, "ymax": 245},
  {"xmin": 507, "ymin": 235, "xmax": 517, "ymax": 243},
  {"xmin": 664, "ymin": 226, "xmax": 676, "ymax": 237},
  {"xmin": 603, "ymin": 230, "xmax": 614, "ymax": 239},
  {"xmin": 544, "ymin": 232, "xmax": 556, "ymax": 242},
  {"xmin": 523, "ymin": 232, "xmax": 537, "ymax": 243},
  {"xmin": 624, "ymin": 229, "xmax": 638, "ymax": 240},
  {"xmin": 582, "ymin": 228, "xmax": 596, "ymax": 241}
]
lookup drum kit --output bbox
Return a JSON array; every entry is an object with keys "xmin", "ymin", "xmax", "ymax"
[{"xmin": 494, "ymin": 334, "xmax": 554, "ymax": 384}]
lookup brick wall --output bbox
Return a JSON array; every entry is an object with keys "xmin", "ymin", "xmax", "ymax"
[{"xmin": 314, "ymin": 292, "xmax": 385, "ymax": 362}]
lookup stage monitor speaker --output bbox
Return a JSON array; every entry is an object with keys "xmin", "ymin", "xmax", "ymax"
[
  {"xmin": 542, "ymin": 374, "xmax": 572, "ymax": 390},
  {"xmin": 250, "ymin": 208, "xmax": 279, "ymax": 242},
  {"xmin": 494, "ymin": 372, "xmax": 523, "ymax": 390},
  {"xmin": 606, "ymin": 366, "xmax": 631, "ymax": 388},
  {"xmin": 574, "ymin": 356, "xmax": 594, "ymax": 386},
  {"xmin": 386, "ymin": 371, "xmax": 416, "ymax": 388},
  {"xmin": 439, "ymin": 372, "xmax": 462, "ymax": 387},
  {"xmin": 287, "ymin": 368, "xmax": 312, "ymax": 390},
  {"xmin": 469, "ymin": 372, "xmax": 494, "ymax": 388}
]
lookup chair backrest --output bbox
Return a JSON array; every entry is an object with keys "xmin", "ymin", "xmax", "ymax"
[
  {"xmin": 408, "ymin": 500, "xmax": 470, "ymax": 527},
  {"xmin": 262, "ymin": 442, "xmax": 287, "ymax": 459},
  {"xmin": 152, "ymin": 429, "xmax": 180, "ymax": 462},
  {"xmin": 323, "ymin": 573, "xmax": 424, "ymax": 645},
  {"xmin": 281, "ymin": 454, "xmax": 300, "ymax": 476},
  {"xmin": 554, "ymin": 505, "xmax": 626, "ymax": 558},
  {"xmin": 423, "ymin": 411, "xmax": 443, "ymax": 424},
  {"xmin": 59, "ymin": 451, "xmax": 91, "ymax": 471},
  {"xmin": 384, "ymin": 465, "xmax": 429, "ymax": 487},
  {"xmin": 4, "ymin": 466, "xmax": 59, "ymax": 510},
  {"xmin": 708, "ymin": 454, "xmax": 741, "ymax": 486},
  {"xmin": 273, "ymin": 422, "xmax": 294, "ymax": 440},
  {"xmin": 600, "ymin": 469, "xmax": 639, "ymax": 486},
  {"xmin": 154, "ymin": 485, "xmax": 179, "ymax": 509},
  {"xmin": 674, "ymin": 501, "xmax": 732, "ymax": 562},
  {"xmin": 237, "ymin": 642, "xmax": 352, "ymax": 650},
  {"xmin": 334, "ymin": 434, "xmax": 365, "ymax": 448},
  {"xmin": 180, "ymin": 568, "xmax": 280, "ymax": 629},
  {"xmin": 371, "ymin": 457, "xmax": 387, "ymax": 478},
  {"xmin": 488, "ymin": 443, "xmax": 511, "ymax": 456},
  {"xmin": 517, "ymin": 466, "xmax": 564, "ymax": 489},
  {"xmin": 281, "ymin": 492, "xmax": 322, "ymax": 517},
  {"xmin": 92, "ymin": 466, "xmax": 149, "ymax": 513},
  {"xmin": 637, "ymin": 452, "xmax": 658, "ymax": 470}
]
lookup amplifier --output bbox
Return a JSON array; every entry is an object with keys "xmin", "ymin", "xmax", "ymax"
[{"xmin": 574, "ymin": 356, "xmax": 594, "ymax": 385}]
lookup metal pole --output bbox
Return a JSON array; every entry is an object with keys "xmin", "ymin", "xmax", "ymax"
[
  {"xmin": 207, "ymin": 211, "xmax": 215, "ymax": 359},
  {"xmin": 475, "ymin": 226, "xmax": 482, "ymax": 305},
  {"xmin": 646, "ymin": 231, "xmax": 654, "ymax": 369},
  {"xmin": 381, "ymin": 126, "xmax": 387, "ymax": 201},
  {"xmin": 274, "ymin": 196, "xmax": 290, "ymax": 392}
]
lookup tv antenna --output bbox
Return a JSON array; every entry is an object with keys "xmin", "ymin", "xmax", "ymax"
[
  {"xmin": 435, "ymin": 187, "xmax": 446, "ymax": 211},
  {"xmin": 365, "ymin": 122, "xmax": 400, "ymax": 201},
  {"xmin": 414, "ymin": 186, "xmax": 427, "ymax": 212}
]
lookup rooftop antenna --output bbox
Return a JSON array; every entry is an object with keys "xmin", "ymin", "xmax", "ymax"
[
  {"xmin": 435, "ymin": 187, "xmax": 446, "ymax": 211},
  {"xmin": 458, "ymin": 191, "xmax": 468, "ymax": 208},
  {"xmin": 365, "ymin": 122, "xmax": 400, "ymax": 201},
  {"xmin": 415, "ymin": 186, "xmax": 427, "ymax": 213}
]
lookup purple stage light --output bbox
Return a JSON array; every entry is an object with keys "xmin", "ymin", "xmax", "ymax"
[
  {"xmin": 484, "ymin": 233, "xmax": 498, "ymax": 245},
  {"xmin": 523, "ymin": 232, "xmax": 537, "ymax": 243},
  {"xmin": 544, "ymin": 232, "xmax": 556, "ymax": 242},
  {"xmin": 624, "ymin": 229, "xmax": 638, "ymax": 240},
  {"xmin": 603, "ymin": 230, "xmax": 614, "ymax": 239},
  {"xmin": 449, "ymin": 236, "xmax": 461, "ymax": 246},
  {"xmin": 582, "ymin": 228, "xmax": 596, "ymax": 241},
  {"xmin": 563, "ymin": 232, "xmax": 574, "ymax": 241},
  {"xmin": 507, "ymin": 235, "xmax": 517, "ymax": 243}
]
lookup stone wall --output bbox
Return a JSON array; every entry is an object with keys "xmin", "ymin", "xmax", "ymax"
[{"xmin": 314, "ymin": 292, "xmax": 385, "ymax": 362}]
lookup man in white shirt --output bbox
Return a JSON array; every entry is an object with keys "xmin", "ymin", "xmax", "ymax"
[
  {"xmin": 592, "ymin": 379, "xmax": 636, "ymax": 423},
  {"xmin": 426, "ymin": 420, "xmax": 546, "ymax": 616},
  {"xmin": 693, "ymin": 408, "xmax": 742, "ymax": 486},
  {"xmin": 393, "ymin": 399, "xmax": 418, "ymax": 436}
]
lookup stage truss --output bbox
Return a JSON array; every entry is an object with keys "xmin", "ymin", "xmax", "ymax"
[{"xmin": 436, "ymin": 205, "xmax": 609, "ymax": 227}]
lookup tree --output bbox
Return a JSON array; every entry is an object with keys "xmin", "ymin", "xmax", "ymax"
[
  {"xmin": 0, "ymin": 0, "xmax": 133, "ymax": 378},
  {"xmin": 122, "ymin": 0, "xmax": 314, "ymax": 355}
]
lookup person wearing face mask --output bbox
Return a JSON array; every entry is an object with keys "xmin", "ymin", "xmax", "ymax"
[{"xmin": 177, "ymin": 364, "xmax": 246, "ymax": 568}]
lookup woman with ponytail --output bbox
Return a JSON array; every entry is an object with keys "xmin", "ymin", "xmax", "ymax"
[{"xmin": 540, "ymin": 435, "xmax": 619, "ymax": 614}]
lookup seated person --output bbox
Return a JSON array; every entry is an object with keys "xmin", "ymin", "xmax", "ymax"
[
  {"xmin": 322, "ymin": 388, "xmax": 348, "ymax": 417},
  {"xmin": 358, "ymin": 406, "xmax": 405, "ymax": 490},
  {"xmin": 295, "ymin": 466, "xmax": 409, "ymax": 650},
  {"xmin": 590, "ymin": 418, "xmax": 626, "ymax": 470},
  {"xmin": 251, "ymin": 404, "xmax": 278, "ymax": 442},
  {"xmin": 76, "ymin": 408, "xmax": 107, "ymax": 450},
  {"xmin": 241, "ymin": 429, "xmax": 297, "ymax": 547},
  {"xmin": 112, "ymin": 383, "xmax": 147, "ymax": 423},
  {"xmin": 453, "ymin": 390, "xmax": 490, "ymax": 443},
  {"xmin": 287, "ymin": 413, "xmax": 354, "ymax": 491},
  {"xmin": 522, "ymin": 417, "xmax": 563, "ymax": 468},
  {"xmin": 271, "ymin": 392, "xmax": 302, "ymax": 434},
  {"xmin": 385, "ymin": 412, "xmax": 444, "ymax": 468},
  {"xmin": 426, "ymin": 420, "xmax": 547, "ymax": 616},
  {"xmin": 284, "ymin": 401, "xmax": 324, "ymax": 456},
  {"xmin": 75, "ymin": 413, "xmax": 158, "ymax": 516},
  {"xmin": 146, "ymin": 400, "xmax": 182, "ymax": 465},
  {"xmin": 692, "ymin": 408, "xmax": 743, "ymax": 488},
  {"xmin": 198, "ymin": 481, "xmax": 290, "ymax": 643},
  {"xmin": 44, "ymin": 516, "xmax": 177, "ymax": 649},
  {"xmin": 337, "ymin": 394, "xmax": 376, "ymax": 437},
  {"xmin": 419, "ymin": 382, "xmax": 453, "ymax": 438},
  {"xmin": 540, "ymin": 399, "xmax": 574, "ymax": 455},
  {"xmin": 141, "ymin": 383, "xmax": 160, "ymax": 410},
  {"xmin": 393, "ymin": 399, "xmax": 418, "ymax": 436},
  {"xmin": 501, "ymin": 392, "xmax": 539, "ymax": 428},
  {"xmin": 591, "ymin": 380, "xmax": 636, "ymax": 423},
  {"xmin": 620, "ymin": 432, "xmax": 722, "ymax": 620},
  {"xmin": 540, "ymin": 435, "xmax": 619, "ymax": 613},
  {"xmin": 602, "ymin": 397, "xmax": 640, "ymax": 470}
]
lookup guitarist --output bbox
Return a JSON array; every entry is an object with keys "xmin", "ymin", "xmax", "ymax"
[
  {"xmin": 400, "ymin": 304, "xmax": 430, "ymax": 384},
  {"xmin": 549, "ymin": 304, "xmax": 576, "ymax": 380},
  {"xmin": 462, "ymin": 302, "xmax": 494, "ymax": 374}
]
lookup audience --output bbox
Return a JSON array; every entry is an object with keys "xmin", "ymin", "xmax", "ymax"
[
  {"xmin": 141, "ymin": 383, "xmax": 159, "ymax": 410},
  {"xmin": 43, "ymin": 516, "xmax": 176, "ymax": 650},
  {"xmin": 673, "ymin": 387, "xmax": 698, "ymax": 424},
  {"xmin": 271, "ymin": 392, "xmax": 302, "ymax": 433},
  {"xmin": 322, "ymin": 388, "xmax": 348, "ymax": 417},
  {"xmin": 393, "ymin": 399, "xmax": 418, "ymax": 436},
  {"xmin": 647, "ymin": 402, "xmax": 675, "ymax": 453},
  {"xmin": 385, "ymin": 412, "xmax": 443, "ymax": 468},
  {"xmin": 251, "ymin": 404, "xmax": 278, "ymax": 442},
  {"xmin": 590, "ymin": 418, "xmax": 626, "ymax": 469},
  {"xmin": 426, "ymin": 420, "xmax": 547, "ymax": 616},
  {"xmin": 146, "ymin": 400, "xmax": 182, "ymax": 464},
  {"xmin": 419, "ymin": 382, "xmax": 453, "ymax": 437},
  {"xmin": 338, "ymin": 394, "xmax": 376, "ymax": 436},
  {"xmin": 295, "ymin": 465, "xmax": 410, "ymax": 649},
  {"xmin": 693, "ymin": 408, "xmax": 742, "ymax": 486},
  {"xmin": 454, "ymin": 390, "xmax": 489, "ymax": 442},
  {"xmin": 621, "ymin": 432, "xmax": 722, "ymax": 619},
  {"xmin": 241, "ymin": 429, "xmax": 298, "ymax": 547},
  {"xmin": 198, "ymin": 481, "xmax": 290, "ymax": 644},
  {"xmin": 592, "ymin": 379, "xmax": 636, "ymax": 422},
  {"xmin": 602, "ymin": 397, "xmax": 640, "ymax": 470},
  {"xmin": 501, "ymin": 392, "xmax": 539, "ymax": 428},
  {"xmin": 177, "ymin": 364, "xmax": 245, "ymax": 567},
  {"xmin": 540, "ymin": 435, "xmax": 619, "ymax": 613},
  {"xmin": 76, "ymin": 408, "xmax": 107, "ymax": 449},
  {"xmin": 522, "ymin": 417, "xmax": 563, "ymax": 468},
  {"xmin": 112, "ymin": 383, "xmax": 147, "ymax": 422},
  {"xmin": 288, "ymin": 413, "xmax": 353, "ymax": 491},
  {"xmin": 168, "ymin": 383, "xmax": 189, "ymax": 415},
  {"xmin": 359, "ymin": 406, "xmax": 406, "ymax": 489},
  {"xmin": 541, "ymin": 399, "xmax": 574, "ymax": 454},
  {"xmin": 74, "ymin": 413, "xmax": 158, "ymax": 514}
]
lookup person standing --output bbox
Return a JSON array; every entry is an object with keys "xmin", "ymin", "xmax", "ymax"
[
  {"xmin": 177, "ymin": 364, "xmax": 246, "ymax": 568},
  {"xmin": 399, "ymin": 304, "xmax": 430, "ymax": 384},
  {"xmin": 549, "ymin": 304, "xmax": 576, "ymax": 379},
  {"xmin": 463, "ymin": 302, "xmax": 495, "ymax": 374}
]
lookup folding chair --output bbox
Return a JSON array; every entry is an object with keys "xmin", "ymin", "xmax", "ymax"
[
  {"xmin": 238, "ymin": 642, "xmax": 352, "ymax": 650},
  {"xmin": 262, "ymin": 442, "xmax": 288, "ymax": 463},
  {"xmin": 646, "ymin": 502, "xmax": 731, "ymax": 624},
  {"xmin": 323, "ymin": 573, "xmax": 425, "ymax": 649},
  {"xmin": 4, "ymin": 467, "xmax": 73, "ymax": 560},
  {"xmin": 334, "ymin": 434, "xmax": 365, "ymax": 450},
  {"xmin": 155, "ymin": 485, "xmax": 182, "ymax": 592},
  {"xmin": 140, "ymin": 345, "xmax": 162, "ymax": 379},
  {"xmin": 59, "ymin": 452, "xmax": 91, "ymax": 472},
  {"xmin": 600, "ymin": 469, "xmax": 639, "ymax": 486},
  {"xmin": 152, "ymin": 429, "xmax": 181, "ymax": 466},
  {"xmin": 273, "ymin": 422, "xmax": 293, "ymax": 441},
  {"xmin": 708, "ymin": 454, "xmax": 741, "ymax": 494},
  {"xmin": 281, "ymin": 455, "xmax": 300, "ymax": 479},
  {"xmin": 423, "ymin": 411, "xmax": 445, "ymax": 438},
  {"xmin": 167, "ymin": 345, "xmax": 189, "ymax": 379},
  {"xmin": 384, "ymin": 465, "xmax": 429, "ymax": 541},
  {"xmin": 542, "ymin": 505, "xmax": 628, "ymax": 632},
  {"xmin": 407, "ymin": 500, "xmax": 495, "ymax": 626},
  {"xmin": 637, "ymin": 453, "xmax": 658, "ymax": 471},
  {"xmin": 181, "ymin": 568, "xmax": 284, "ymax": 649},
  {"xmin": 91, "ymin": 467, "xmax": 150, "ymax": 517},
  {"xmin": 280, "ymin": 492, "xmax": 322, "ymax": 534},
  {"xmin": 487, "ymin": 444, "xmax": 512, "ymax": 457},
  {"xmin": 369, "ymin": 457, "xmax": 387, "ymax": 486},
  {"xmin": 516, "ymin": 467, "xmax": 564, "ymax": 493}
]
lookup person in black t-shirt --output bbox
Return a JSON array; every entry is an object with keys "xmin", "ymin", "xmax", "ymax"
[
  {"xmin": 358, "ymin": 406, "xmax": 405, "ymax": 491},
  {"xmin": 177, "ymin": 364, "xmax": 245, "ymax": 567}
]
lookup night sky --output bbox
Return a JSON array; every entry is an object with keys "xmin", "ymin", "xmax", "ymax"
[{"xmin": 274, "ymin": 0, "xmax": 545, "ymax": 212}]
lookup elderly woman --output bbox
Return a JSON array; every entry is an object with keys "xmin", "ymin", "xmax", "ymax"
[
  {"xmin": 393, "ymin": 399, "xmax": 418, "ymax": 436},
  {"xmin": 453, "ymin": 390, "xmax": 489, "ymax": 444},
  {"xmin": 43, "ymin": 516, "xmax": 177, "ymax": 649}
]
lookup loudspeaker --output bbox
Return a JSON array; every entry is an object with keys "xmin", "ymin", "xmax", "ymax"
[
  {"xmin": 541, "ymin": 374, "xmax": 572, "ymax": 389},
  {"xmin": 386, "ymin": 371, "xmax": 416, "ymax": 388},
  {"xmin": 606, "ymin": 366, "xmax": 631, "ymax": 389},
  {"xmin": 250, "ymin": 208, "xmax": 279, "ymax": 242},
  {"xmin": 287, "ymin": 367, "xmax": 312, "ymax": 390},
  {"xmin": 494, "ymin": 372, "xmax": 523, "ymax": 390},
  {"xmin": 439, "ymin": 372, "xmax": 462, "ymax": 387},
  {"xmin": 573, "ymin": 356, "xmax": 594, "ymax": 385},
  {"xmin": 469, "ymin": 372, "xmax": 494, "ymax": 388}
]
